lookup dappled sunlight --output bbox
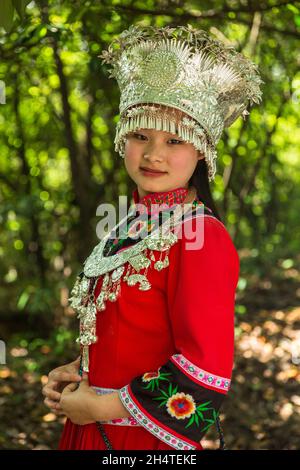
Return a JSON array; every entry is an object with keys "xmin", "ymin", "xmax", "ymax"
[{"xmin": 0, "ymin": 0, "xmax": 299, "ymax": 453}]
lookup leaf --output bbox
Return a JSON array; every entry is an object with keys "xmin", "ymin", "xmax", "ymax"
[
  {"xmin": 142, "ymin": 383, "xmax": 152, "ymax": 391},
  {"xmin": 197, "ymin": 401, "xmax": 213, "ymax": 411},
  {"xmin": 159, "ymin": 376, "xmax": 171, "ymax": 382},
  {"xmin": 196, "ymin": 410, "xmax": 204, "ymax": 421},
  {"xmin": 12, "ymin": 0, "xmax": 31, "ymax": 20},
  {"xmin": 197, "ymin": 405, "xmax": 212, "ymax": 411},
  {"xmin": 185, "ymin": 414, "xmax": 195, "ymax": 429},
  {"xmin": 200, "ymin": 423, "xmax": 213, "ymax": 433},
  {"xmin": 1, "ymin": 0, "xmax": 15, "ymax": 32},
  {"xmin": 295, "ymin": 15, "xmax": 300, "ymax": 27},
  {"xmin": 147, "ymin": 383, "xmax": 154, "ymax": 392},
  {"xmin": 198, "ymin": 400, "xmax": 212, "ymax": 408},
  {"xmin": 200, "ymin": 418, "xmax": 215, "ymax": 433},
  {"xmin": 158, "ymin": 401, "xmax": 167, "ymax": 408},
  {"xmin": 203, "ymin": 418, "xmax": 215, "ymax": 424},
  {"xmin": 17, "ymin": 290, "xmax": 30, "ymax": 310},
  {"xmin": 287, "ymin": 4, "xmax": 299, "ymax": 14}
]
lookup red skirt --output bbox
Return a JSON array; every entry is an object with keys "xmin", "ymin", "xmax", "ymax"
[{"xmin": 58, "ymin": 418, "xmax": 200, "ymax": 450}]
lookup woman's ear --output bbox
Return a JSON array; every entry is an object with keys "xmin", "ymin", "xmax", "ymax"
[{"xmin": 197, "ymin": 151, "xmax": 205, "ymax": 160}]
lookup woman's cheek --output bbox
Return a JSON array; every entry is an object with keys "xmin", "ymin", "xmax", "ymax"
[{"xmin": 169, "ymin": 155, "xmax": 187, "ymax": 171}]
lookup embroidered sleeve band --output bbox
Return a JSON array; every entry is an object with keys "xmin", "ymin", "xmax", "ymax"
[{"xmin": 118, "ymin": 356, "xmax": 229, "ymax": 450}]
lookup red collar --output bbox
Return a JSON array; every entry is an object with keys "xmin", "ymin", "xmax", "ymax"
[{"xmin": 132, "ymin": 187, "xmax": 189, "ymax": 212}]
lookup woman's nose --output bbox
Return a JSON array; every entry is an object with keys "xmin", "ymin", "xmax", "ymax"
[
  {"xmin": 143, "ymin": 143, "xmax": 164, "ymax": 162},
  {"xmin": 144, "ymin": 153, "xmax": 163, "ymax": 162}
]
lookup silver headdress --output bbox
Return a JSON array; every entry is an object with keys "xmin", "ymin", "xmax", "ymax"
[{"xmin": 99, "ymin": 24, "xmax": 263, "ymax": 181}]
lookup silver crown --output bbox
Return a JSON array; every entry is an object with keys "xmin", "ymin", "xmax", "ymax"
[{"xmin": 100, "ymin": 25, "xmax": 264, "ymax": 180}]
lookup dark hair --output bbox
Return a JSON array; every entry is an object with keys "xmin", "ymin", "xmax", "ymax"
[{"xmin": 189, "ymin": 159, "xmax": 222, "ymax": 222}]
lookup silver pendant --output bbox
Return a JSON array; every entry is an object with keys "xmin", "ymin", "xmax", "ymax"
[
  {"xmin": 111, "ymin": 266, "xmax": 125, "ymax": 282},
  {"xmin": 128, "ymin": 253, "xmax": 151, "ymax": 272},
  {"xmin": 126, "ymin": 274, "xmax": 151, "ymax": 291}
]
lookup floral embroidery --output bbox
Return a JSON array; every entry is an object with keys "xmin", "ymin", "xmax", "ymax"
[
  {"xmin": 142, "ymin": 369, "xmax": 160, "ymax": 381},
  {"xmin": 119, "ymin": 385, "xmax": 198, "ymax": 450},
  {"xmin": 166, "ymin": 392, "xmax": 196, "ymax": 419},
  {"xmin": 127, "ymin": 219, "xmax": 160, "ymax": 240},
  {"xmin": 127, "ymin": 219, "xmax": 148, "ymax": 238},
  {"xmin": 104, "ymin": 187, "xmax": 205, "ymax": 257},
  {"xmin": 142, "ymin": 367, "xmax": 172, "ymax": 390},
  {"xmin": 141, "ymin": 369, "xmax": 220, "ymax": 432},
  {"xmin": 132, "ymin": 187, "xmax": 189, "ymax": 210}
]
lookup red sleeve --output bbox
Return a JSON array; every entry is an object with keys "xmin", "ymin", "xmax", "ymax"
[
  {"xmin": 118, "ymin": 214, "xmax": 240, "ymax": 450},
  {"xmin": 167, "ymin": 215, "xmax": 240, "ymax": 380}
]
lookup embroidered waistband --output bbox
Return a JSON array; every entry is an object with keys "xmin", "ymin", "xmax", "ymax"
[{"xmin": 92, "ymin": 386, "xmax": 140, "ymax": 427}]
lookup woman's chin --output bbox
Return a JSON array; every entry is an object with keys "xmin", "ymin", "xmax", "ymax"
[{"xmin": 139, "ymin": 182, "xmax": 170, "ymax": 193}]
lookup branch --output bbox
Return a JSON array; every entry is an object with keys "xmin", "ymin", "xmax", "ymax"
[
  {"xmin": 108, "ymin": 4, "xmax": 300, "ymax": 40},
  {"xmin": 105, "ymin": 0, "xmax": 296, "ymax": 16}
]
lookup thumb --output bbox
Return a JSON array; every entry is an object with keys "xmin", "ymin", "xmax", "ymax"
[
  {"xmin": 81, "ymin": 371, "xmax": 89, "ymax": 381},
  {"xmin": 78, "ymin": 372, "xmax": 89, "ymax": 388}
]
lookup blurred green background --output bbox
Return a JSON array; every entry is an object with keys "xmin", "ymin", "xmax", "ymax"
[{"xmin": 0, "ymin": 0, "xmax": 300, "ymax": 450}]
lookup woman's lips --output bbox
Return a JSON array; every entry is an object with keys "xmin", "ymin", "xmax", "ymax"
[{"xmin": 140, "ymin": 168, "xmax": 167, "ymax": 177}]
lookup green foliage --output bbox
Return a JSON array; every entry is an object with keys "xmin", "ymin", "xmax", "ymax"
[
  {"xmin": 0, "ymin": 0, "xmax": 299, "ymax": 328},
  {"xmin": 5, "ymin": 326, "xmax": 79, "ymax": 376},
  {"xmin": 0, "ymin": 0, "xmax": 300, "ymax": 452},
  {"xmin": 1, "ymin": 0, "xmax": 15, "ymax": 32},
  {"xmin": 0, "ymin": 0, "xmax": 31, "ymax": 32}
]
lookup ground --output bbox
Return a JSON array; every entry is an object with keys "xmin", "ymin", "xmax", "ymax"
[{"xmin": 0, "ymin": 265, "xmax": 299, "ymax": 450}]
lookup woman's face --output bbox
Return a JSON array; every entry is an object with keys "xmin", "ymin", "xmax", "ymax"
[{"xmin": 124, "ymin": 127, "xmax": 205, "ymax": 199}]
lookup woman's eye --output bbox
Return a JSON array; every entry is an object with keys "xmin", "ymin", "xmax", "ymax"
[
  {"xmin": 133, "ymin": 133, "xmax": 146, "ymax": 140},
  {"xmin": 129, "ymin": 133, "xmax": 183, "ymax": 144}
]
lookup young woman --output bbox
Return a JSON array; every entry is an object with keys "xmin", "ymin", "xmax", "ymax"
[{"xmin": 42, "ymin": 25, "xmax": 262, "ymax": 450}]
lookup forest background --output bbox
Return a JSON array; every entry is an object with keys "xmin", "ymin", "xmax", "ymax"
[{"xmin": 0, "ymin": 0, "xmax": 299, "ymax": 450}]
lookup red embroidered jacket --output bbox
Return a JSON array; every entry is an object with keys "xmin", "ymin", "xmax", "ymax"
[{"xmin": 85, "ymin": 187, "xmax": 240, "ymax": 450}]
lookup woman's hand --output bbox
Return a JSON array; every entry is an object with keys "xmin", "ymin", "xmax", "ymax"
[
  {"xmin": 59, "ymin": 372, "xmax": 99, "ymax": 425},
  {"xmin": 42, "ymin": 356, "xmax": 82, "ymax": 415}
]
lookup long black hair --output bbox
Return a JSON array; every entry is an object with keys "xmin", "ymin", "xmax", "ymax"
[{"xmin": 189, "ymin": 158, "xmax": 222, "ymax": 222}]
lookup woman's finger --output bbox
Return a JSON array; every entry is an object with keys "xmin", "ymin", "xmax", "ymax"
[
  {"xmin": 44, "ymin": 378, "xmax": 59, "ymax": 393},
  {"xmin": 44, "ymin": 397, "xmax": 59, "ymax": 409},
  {"xmin": 62, "ymin": 382, "xmax": 79, "ymax": 393},
  {"xmin": 49, "ymin": 401, "xmax": 62, "ymax": 411},
  {"xmin": 42, "ymin": 385, "xmax": 50, "ymax": 397},
  {"xmin": 51, "ymin": 371, "xmax": 82, "ymax": 383},
  {"xmin": 42, "ymin": 387, "xmax": 61, "ymax": 401}
]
